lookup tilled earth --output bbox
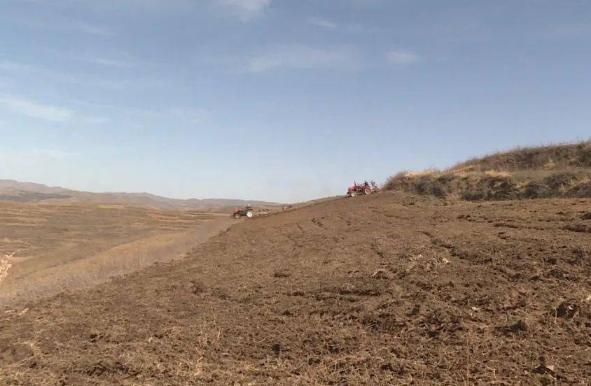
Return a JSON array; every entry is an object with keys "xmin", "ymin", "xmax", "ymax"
[{"xmin": 1, "ymin": 193, "xmax": 591, "ymax": 385}]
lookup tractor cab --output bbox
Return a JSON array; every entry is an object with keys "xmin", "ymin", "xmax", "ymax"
[
  {"xmin": 347, "ymin": 180, "xmax": 379, "ymax": 197},
  {"xmin": 233, "ymin": 205, "xmax": 254, "ymax": 219}
]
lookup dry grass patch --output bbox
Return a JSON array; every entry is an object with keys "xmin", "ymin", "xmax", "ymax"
[
  {"xmin": 385, "ymin": 141, "xmax": 591, "ymax": 200},
  {"xmin": 0, "ymin": 253, "xmax": 14, "ymax": 286}
]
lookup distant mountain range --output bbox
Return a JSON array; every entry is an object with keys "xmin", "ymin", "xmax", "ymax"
[{"xmin": 0, "ymin": 180, "xmax": 278, "ymax": 210}]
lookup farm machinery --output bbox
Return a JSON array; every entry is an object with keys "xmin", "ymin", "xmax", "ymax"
[
  {"xmin": 347, "ymin": 181, "xmax": 379, "ymax": 197},
  {"xmin": 233, "ymin": 205, "xmax": 254, "ymax": 219}
]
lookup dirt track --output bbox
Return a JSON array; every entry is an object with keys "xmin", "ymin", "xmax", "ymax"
[{"xmin": 1, "ymin": 193, "xmax": 591, "ymax": 385}]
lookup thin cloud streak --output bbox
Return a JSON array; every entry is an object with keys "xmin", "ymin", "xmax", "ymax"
[
  {"xmin": 0, "ymin": 94, "xmax": 108, "ymax": 124},
  {"xmin": 0, "ymin": 58, "xmax": 142, "ymax": 90},
  {"xmin": 0, "ymin": 60, "xmax": 34, "ymax": 72},
  {"xmin": 386, "ymin": 50, "xmax": 421, "ymax": 65},
  {"xmin": 308, "ymin": 17, "xmax": 338, "ymax": 29},
  {"xmin": 247, "ymin": 46, "xmax": 358, "ymax": 72},
  {"xmin": 0, "ymin": 95, "xmax": 74, "ymax": 122},
  {"xmin": 0, "ymin": 148, "xmax": 80, "ymax": 167},
  {"xmin": 75, "ymin": 56, "xmax": 135, "ymax": 68},
  {"xmin": 1, "ymin": 15, "xmax": 114, "ymax": 37},
  {"xmin": 215, "ymin": 0, "xmax": 272, "ymax": 21}
]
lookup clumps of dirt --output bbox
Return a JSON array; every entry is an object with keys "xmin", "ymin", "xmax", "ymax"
[
  {"xmin": 188, "ymin": 279, "xmax": 206, "ymax": 295},
  {"xmin": 582, "ymin": 212, "xmax": 591, "ymax": 220},
  {"xmin": 273, "ymin": 270, "xmax": 291, "ymax": 278},
  {"xmin": 564, "ymin": 224, "xmax": 590, "ymax": 233},
  {"xmin": 498, "ymin": 319, "xmax": 529, "ymax": 335},
  {"xmin": 567, "ymin": 248, "xmax": 587, "ymax": 265},
  {"xmin": 532, "ymin": 361, "xmax": 562, "ymax": 382},
  {"xmin": 0, "ymin": 343, "xmax": 35, "ymax": 366},
  {"xmin": 371, "ymin": 268, "xmax": 391, "ymax": 279},
  {"xmin": 554, "ymin": 299, "xmax": 589, "ymax": 320},
  {"xmin": 362, "ymin": 312, "xmax": 405, "ymax": 333},
  {"xmin": 88, "ymin": 331, "xmax": 109, "ymax": 343},
  {"xmin": 419, "ymin": 307, "xmax": 464, "ymax": 338}
]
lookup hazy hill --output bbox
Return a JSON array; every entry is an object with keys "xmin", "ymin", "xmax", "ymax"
[
  {"xmin": 0, "ymin": 180, "xmax": 278, "ymax": 209},
  {"xmin": 385, "ymin": 141, "xmax": 591, "ymax": 200}
]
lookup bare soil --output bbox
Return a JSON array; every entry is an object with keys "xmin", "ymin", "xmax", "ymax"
[{"xmin": 1, "ymin": 193, "xmax": 591, "ymax": 385}]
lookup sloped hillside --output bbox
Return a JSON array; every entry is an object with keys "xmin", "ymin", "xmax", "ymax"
[
  {"xmin": 0, "ymin": 180, "xmax": 277, "ymax": 209},
  {"xmin": 385, "ymin": 141, "xmax": 591, "ymax": 200},
  {"xmin": 1, "ymin": 192, "xmax": 590, "ymax": 385}
]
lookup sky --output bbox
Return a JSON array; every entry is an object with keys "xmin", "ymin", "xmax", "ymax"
[{"xmin": 0, "ymin": 0, "xmax": 590, "ymax": 202}]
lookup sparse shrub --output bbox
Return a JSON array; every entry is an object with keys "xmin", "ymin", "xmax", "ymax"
[
  {"xmin": 564, "ymin": 179, "xmax": 591, "ymax": 198},
  {"xmin": 544, "ymin": 172, "xmax": 579, "ymax": 191},
  {"xmin": 580, "ymin": 149, "xmax": 591, "ymax": 165},
  {"xmin": 523, "ymin": 182, "xmax": 549, "ymax": 199}
]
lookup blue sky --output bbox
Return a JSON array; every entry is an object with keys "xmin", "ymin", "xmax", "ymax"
[{"xmin": 1, "ymin": 0, "xmax": 590, "ymax": 202}]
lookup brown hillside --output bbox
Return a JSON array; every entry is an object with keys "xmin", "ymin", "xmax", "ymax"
[
  {"xmin": 0, "ymin": 180, "xmax": 278, "ymax": 209},
  {"xmin": 1, "ymin": 193, "xmax": 591, "ymax": 384},
  {"xmin": 385, "ymin": 141, "xmax": 591, "ymax": 200}
]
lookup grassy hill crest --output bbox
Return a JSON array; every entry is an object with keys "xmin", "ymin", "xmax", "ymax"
[{"xmin": 385, "ymin": 141, "xmax": 591, "ymax": 200}]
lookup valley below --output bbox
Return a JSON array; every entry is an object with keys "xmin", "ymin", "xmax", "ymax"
[{"xmin": 0, "ymin": 201, "xmax": 233, "ymax": 306}]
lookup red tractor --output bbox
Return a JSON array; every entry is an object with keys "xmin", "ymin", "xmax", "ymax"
[
  {"xmin": 233, "ymin": 205, "xmax": 254, "ymax": 219},
  {"xmin": 347, "ymin": 181, "xmax": 379, "ymax": 197}
]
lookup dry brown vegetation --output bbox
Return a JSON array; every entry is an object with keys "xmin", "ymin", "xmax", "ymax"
[
  {"xmin": 385, "ymin": 141, "xmax": 591, "ymax": 200},
  {"xmin": 0, "ymin": 201, "xmax": 233, "ymax": 306}
]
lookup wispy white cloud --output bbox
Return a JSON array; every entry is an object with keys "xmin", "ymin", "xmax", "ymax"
[
  {"xmin": 1, "ymin": 15, "xmax": 114, "ymax": 37},
  {"xmin": 80, "ymin": 116, "xmax": 110, "ymax": 125},
  {"xmin": 75, "ymin": 56, "xmax": 135, "ymax": 68},
  {"xmin": 168, "ymin": 107, "xmax": 210, "ymax": 124},
  {"xmin": 0, "ymin": 94, "xmax": 108, "ymax": 124},
  {"xmin": 0, "ymin": 60, "xmax": 34, "ymax": 72},
  {"xmin": 308, "ymin": 17, "xmax": 338, "ymax": 29},
  {"xmin": 0, "ymin": 58, "xmax": 134, "ymax": 89},
  {"xmin": 386, "ymin": 50, "xmax": 420, "ymax": 65},
  {"xmin": 215, "ymin": 0, "xmax": 272, "ymax": 21},
  {"xmin": 0, "ymin": 95, "xmax": 74, "ymax": 122},
  {"xmin": 67, "ymin": 98, "xmax": 206, "ymax": 125},
  {"xmin": 248, "ymin": 46, "xmax": 358, "ymax": 72},
  {"xmin": 52, "ymin": 73, "xmax": 128, "ymax": 90},
  {"xmin": 0, "ymin": 147, "xmax": 79, "ymax": 168},
  {"xmin": 35, "ymin": 149, "xmax": 80, "ymax": 160},
  {"xmin": 71, "ymin": 21, "xmax": 113, "ymax": 37},
  {"xmin": 120, "ymin": 106, "xmax": 210, "ymax": 125},
  {"xmin": 346, "ymin": 23, "xmax": 382, "ymax": 35}
]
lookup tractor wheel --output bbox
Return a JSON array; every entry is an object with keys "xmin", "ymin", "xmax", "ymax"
[
  {"xmin": 234, "ymin": 213, "xmax": 241, "ymax": 219},
  {"xmin": 364, "ymin": 187, "xmax": 372, "ymax": 195},
  {"xmin": 246, "ymin": 210, "xmax": 254, "ymax": 218},
  {"xmin": 350, "ymin": 191, "xmax": 356, "ymax": 197}
]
